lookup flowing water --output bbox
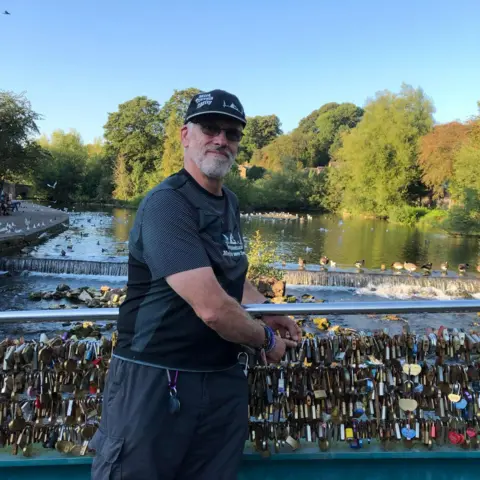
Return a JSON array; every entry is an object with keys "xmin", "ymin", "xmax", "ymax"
[{"xmin": 1, "ymin": 206, "xmax": 479, "ymax": 337}]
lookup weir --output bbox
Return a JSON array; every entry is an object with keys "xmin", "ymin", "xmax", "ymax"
[
  {"xmin": 2, "ymin": 257, "xmax": 480, "ymax": 294},
  {"xmin": 284, "ymin": 269, "xmax": 480, "ymax": 293},
  {"xmin": 0, "ymin": 257, "xmax": 128, "ymax": 276}
]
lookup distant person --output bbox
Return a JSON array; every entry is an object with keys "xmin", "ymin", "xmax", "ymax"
[{"xmin": 90, "ymin": 90, "xmax": 301, "ymax": 480}]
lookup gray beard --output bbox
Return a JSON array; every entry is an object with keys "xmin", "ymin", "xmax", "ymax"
[{"xmin": 193, "ymin": 152, "xmax": 235, "ymax": 179}]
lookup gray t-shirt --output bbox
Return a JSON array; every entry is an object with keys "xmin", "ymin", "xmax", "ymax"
[{"xmin": 115, "ymin": 169, "xmax": 248, "ymax": 371}]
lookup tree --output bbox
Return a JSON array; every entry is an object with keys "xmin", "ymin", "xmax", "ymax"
[
  {"xmin": 418, "ymin": 122, "xmax": 469, "ymax": 198},
  {"xmin": 237, "ymin": 115, "xmax": 282, "ymax": 163},
  {"xmin": 113, "ymin": 155, "xmax": 132, "ymax": 201},
  {"xmin": 291, "ymin": 102, "xmax": 363, "ymax": 168},
  {"xmin": 246, "ymin": 165, "xmax": 266, "ymax": 180},
  {"xmin": 34, "ymin": 129, "xmax": 88, "ymax": 203},
  {"xmin": 86, "ymin": 137, "xmax": 106, "ymax": 157},
  {"xmin": 315, "ymin": 103, "xmax": 364, "ymax": 162},
  {"xmin": 104, "ymin": 96, "xmax": 163, "ymax": 197},
  {"xmin": 161, "ymin": 109, "xmax": 184, "ymax": 177},
  {"xmin": 159, "ymin": 88, "xmax": 201, "ymax": 125},
  {"xmin": 250, "ymin": 131, "xmax": 310, "ymax": 171},
  {"xmin": 0, "ymin": 90, "xmax": 43, "ymax": 182},
  {"xmin": 444, "ymin": 109, "xmax": 480, "ymax": 234},
  {"xmin": 296, "ymin": 103, "xmax": 339, "ymax": 134},
  {"xmin": 329, "ymin": 84, "xmax": 435, "ymax": 217}
]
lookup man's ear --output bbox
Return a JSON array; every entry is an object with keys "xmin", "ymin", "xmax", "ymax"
[{"xmin": 181, "ymin": 125, "xmax": 189, "ymax": 148}]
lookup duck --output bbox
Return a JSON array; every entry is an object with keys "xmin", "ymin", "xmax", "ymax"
[
  {"xmin": 458, "ymin": 263, "xmax": 469, "ymax": 274},
  {"xmin": 298, "ymin": 257, "xmax": 306, "ymax": 269},
  {"xmin": 421, "ymin": 262, "xmax": 432, "ymax": 276},
  {"xmin": 391, "ymin": 261, "xmax": 403, "ymax": 272},
  {"xmin": 330, "ymin": 261, "xmax": 337, "ymax": 268},
  {"xmin": 404, "ymin": 262, "xmax": 417, "ymax": 274},
  {"xmin": 380, "ymin": 263, "xmax": 386, "ymax": 271},
  {"xmin": 440, "ymin": 262, "xmax": 449, "ymax": 274},
  {"xmin": 355, "ymin": 260, "xmax": 365, "ymax": 269},
  {"xmin": 320, "ymin": 256, "xmax": 330, "ymax": 266}
]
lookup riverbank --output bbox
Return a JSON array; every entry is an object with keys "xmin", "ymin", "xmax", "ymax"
[{"xmin": 0, "ymin": 202, "xmax": 69, "ymax": 255}]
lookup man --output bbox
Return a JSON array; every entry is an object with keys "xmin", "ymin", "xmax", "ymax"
[{"xmin": 90, "ymin": 89, "xmax": 301, "ymax": 480}]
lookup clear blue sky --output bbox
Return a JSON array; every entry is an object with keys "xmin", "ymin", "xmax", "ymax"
[{"xmin": 2, "ymin": 0, "xmax": 479, "ymax": 144}]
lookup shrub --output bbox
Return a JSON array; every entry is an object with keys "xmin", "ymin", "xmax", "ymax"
[
  {"xmin": 387, "ymin": 205, "xmax": 429, "ymax": 226},
  {"xmin": 246, "ymin": 230, "xmax": 283, "ymax": 282}
]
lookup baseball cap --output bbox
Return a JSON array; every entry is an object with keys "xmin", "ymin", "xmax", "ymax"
[{"xmin": 184, "ymin": 89, "xmax": 247, "ymax": 126}]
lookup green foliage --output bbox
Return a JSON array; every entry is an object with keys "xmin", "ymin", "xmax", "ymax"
[
  {"xmin": 444, "ymin": 115, "xmax": 480, "ymax": 234},
  {"xmin": 250, "ymin": 132, "xmax": 311, "ymax": 171},
  {"xmin": 104, "ymin": 96, "xmax": 163, "ymax": 198},
  {"xmin": 159, "ymin": 88, "xmax": 201, "ymax": 126},
  {"xmin": 328, "ymin": 84, "xmax": 435, "ymax": 217},
  {"xmin": 296, "ymin": 103, "xmax": 339, "ymax": 134},
  {"xmin": 314, "ymin": 103, "xmax": 364, "ymax": 165},
  {"xmin": 224, "ymin": 159, "xmax": 328, "ymax": 212},
  {"xmin": 387, "ymin": 205, "xmax": 429, "ymax": 226},
  {"xmin": 445, "ymin": 203, "xmax": 480, "ymax": 235},
  {"xmin": 249, "ymin": 159, "xmax": 324, "ymax": 211},
  {"xmin": 246, "ymin": 230, "xmax": 284, "ymax": 282},
  {"xmin": 0, "ymin": 90, "xmax": 43, "ymax": 181},
  {"xmin": 33, "ymin": 129, "xmax": 113, "ymax": 203},
  {"xmin": 246, "ymin": 165, "xmax": 266, "ymax": 180},
  {"xmin": 224, "ymin": 169, "xmax": 253, "ymax": 209},
  {"xmin": 81, "ymin": 154, "xmax": 114, "ymax": 201},
  {"xmin": 237, "ymin": 115, "xmax": 282, "ymax": 163},
  {"xmin": 416, "ymin": 209, "xmax": 449, "ymax": 229},
  {"xmin": 33, "ymin": 130, "xmax": 87, "ymax": 202},
  {"xmin": 250, "ymin": 103, "xmax": 363, "ymax": 171},
  {"xmin": 113, "ymin": 155, "xmax": 131, "ymax": 201},
  {"xmin": 161, "ymin": 109, "xmax": 184, "ymax": 178}
]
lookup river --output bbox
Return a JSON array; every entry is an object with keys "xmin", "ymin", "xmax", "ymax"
[
  {"xmin": 7, "ymin": 207, "xmax": 480, "ymax": 268},
  {"xmin": 0, "ymin": 207, "xmax": 479, "ymax": 337}
]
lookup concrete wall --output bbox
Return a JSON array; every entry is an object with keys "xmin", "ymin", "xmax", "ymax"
[{"xmin": 0, "ymin": 181, "xmax": 31, "ymax": 199}]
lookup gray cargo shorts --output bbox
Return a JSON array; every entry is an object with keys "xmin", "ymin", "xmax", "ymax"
[{"xmin": 90, "ymin": 357, "xmax": 248, "ymax": 480}]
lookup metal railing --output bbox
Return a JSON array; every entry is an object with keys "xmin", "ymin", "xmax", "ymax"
[{"xmin": 0, "ymin": 299, "xmax": 480, "ymax": 323}]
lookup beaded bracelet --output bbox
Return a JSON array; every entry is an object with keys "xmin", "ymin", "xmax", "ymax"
[{"xmin": 262, "ymin": 325, "xmax": 276, "ymax": 353}]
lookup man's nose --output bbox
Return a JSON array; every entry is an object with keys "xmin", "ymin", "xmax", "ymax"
[{"xmin": 212, "ymin": 129, "xmax": 228, "ymax": 146}]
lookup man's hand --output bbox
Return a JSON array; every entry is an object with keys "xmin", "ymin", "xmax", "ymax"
[
  {"xmin": 262, "ymin": 315, "xmax": 302, "ymax": 342},
  {"xmin": 266, "ymin": 336, "xmax": 297, "ymax": 364}
]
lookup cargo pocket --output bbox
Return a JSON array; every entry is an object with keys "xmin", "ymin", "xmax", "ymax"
[{"xmin": 90, "ymin": 428, "xmax": 124, "ymax": 480}]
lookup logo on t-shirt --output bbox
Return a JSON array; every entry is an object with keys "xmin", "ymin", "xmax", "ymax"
[{"xmin": 222, "ymin": 232, "xmax": 246, "ymax": 257}]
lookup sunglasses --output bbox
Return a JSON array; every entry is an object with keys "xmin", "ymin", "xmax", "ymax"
[{"xmin": 194, "ymin": 121, "xmax": 244, "ymax": 142}]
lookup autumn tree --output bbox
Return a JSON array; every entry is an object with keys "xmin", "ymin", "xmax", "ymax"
[{"xmin": 418, "ymin": 122, "xmax": 469, "ymax": 198}]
